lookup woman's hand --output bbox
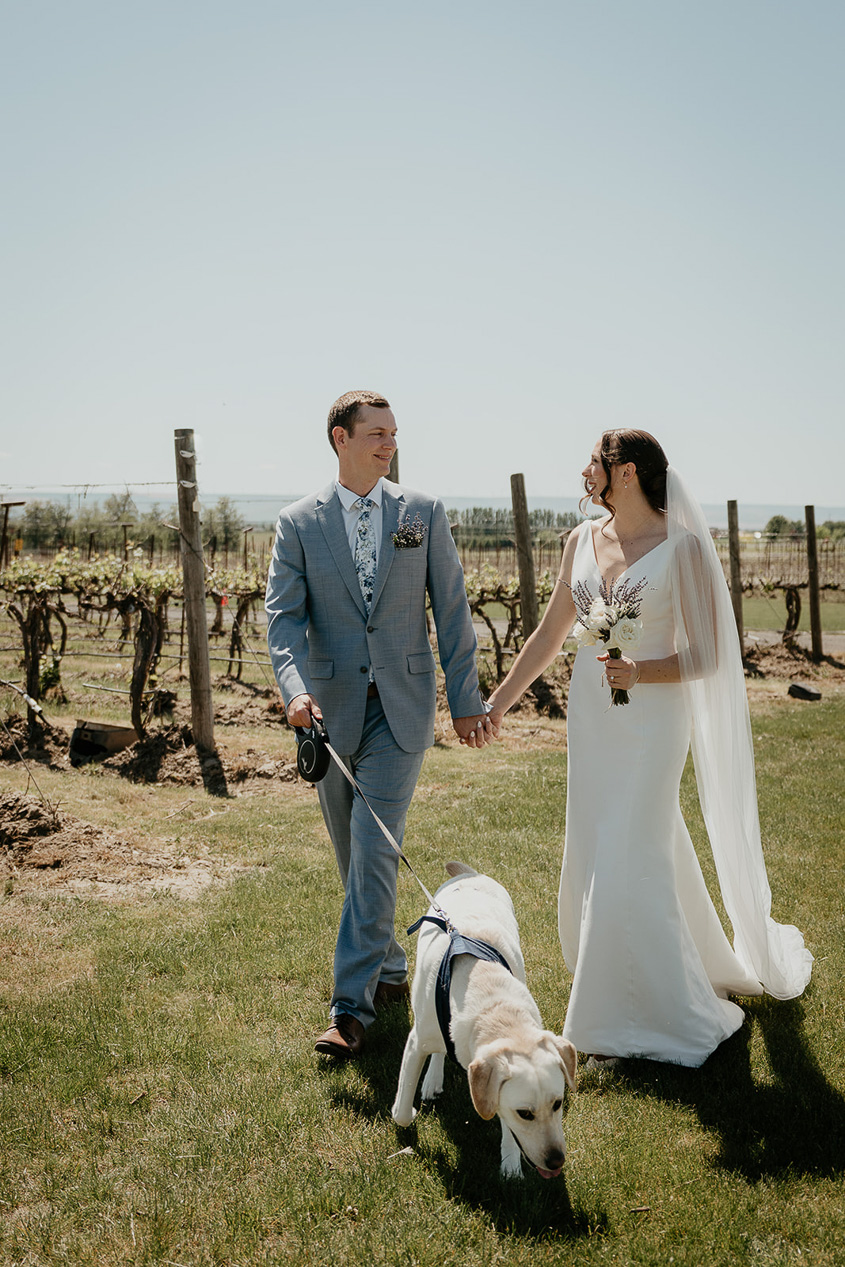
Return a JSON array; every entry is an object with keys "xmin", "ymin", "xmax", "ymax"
[
  {"xmin": 596, "ymin": 652, "xmax": 639, "ymax": 690},
  {"xmin": 486, "ymin": 704, "xmax": 506, "ymax": 735}
]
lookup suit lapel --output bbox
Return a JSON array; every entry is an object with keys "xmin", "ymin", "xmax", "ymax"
[
  {"xmin": 315, "ymin": 484, "xmax": 368, "ymax": 617},
  {"xmin": 370, "ymin": 486, "xmax": 405, "ymax": 611}
]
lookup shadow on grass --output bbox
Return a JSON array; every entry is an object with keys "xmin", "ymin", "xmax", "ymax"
[
  {"xmin": 610, "ymin": 993, "xmax": 845, "ymax": 1180},
  {"xmin": 411, "ymin": 1073, "xmax": 606, "ymax": 1240},
  {"xmin": 322, "ymin": 1007, "xmax": 605, "ymax": 1241}
]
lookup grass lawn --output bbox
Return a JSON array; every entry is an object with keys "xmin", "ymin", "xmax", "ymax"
[
  {"xmin": 741, "ymin": 594, "xmax": 845, "ymax": 634},
  {"xmin": 1, "ymin": 684, "xmax": 843, "ymax": 1265}
]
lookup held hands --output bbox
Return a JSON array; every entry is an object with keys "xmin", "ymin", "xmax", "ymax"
[
  {"xmin": 453, "ymin": 713, "xmax": 500, "ymax": 748},
  {"xmin": 596, "ymin": 652, "xmax": 639, "ymax": 691},
  {"xmin": 485, "ymin": 703, "xmax": 506, "ymax": 736}
]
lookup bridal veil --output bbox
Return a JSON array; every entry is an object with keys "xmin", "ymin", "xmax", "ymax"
[{"xmin": 666, "ymin": 466, "xmax": 813, "ymax": 1000}]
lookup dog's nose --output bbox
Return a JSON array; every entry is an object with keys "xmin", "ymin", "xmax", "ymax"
[{"xmin": 544, "ymin": 1147, "xmax": 566, "ymax": 1170}]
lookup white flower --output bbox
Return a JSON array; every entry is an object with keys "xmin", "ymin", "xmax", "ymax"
[
  {"xmin": 573, "ymin": 622, "xmax": 599, "ymax": 647},
  {"xmin": 606, "ymin": 616, "xmax": 643, "ymax": 651},
  {"xmin": 586, "ymin": 598, "xmax": 613, "ymax": 635}
]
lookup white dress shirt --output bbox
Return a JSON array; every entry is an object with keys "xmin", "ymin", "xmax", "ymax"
[{"xmin": 335, "ymin": 478, "xmax": 385, "ymax": 565}]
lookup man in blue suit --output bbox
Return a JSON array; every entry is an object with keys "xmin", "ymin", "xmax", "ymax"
[{"xmin": 266, "ymin": 390, "xmax": 494, "ymax": 1058}]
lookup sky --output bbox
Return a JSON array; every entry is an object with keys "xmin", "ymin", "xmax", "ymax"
[{"xmin": 2, "ymin": 1, "xmax": 843, "ymax": 513}]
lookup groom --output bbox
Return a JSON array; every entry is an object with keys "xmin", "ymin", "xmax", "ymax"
[{"xmin": 266, "ymin": 389, "xmax": 493, "ymax": 1059}]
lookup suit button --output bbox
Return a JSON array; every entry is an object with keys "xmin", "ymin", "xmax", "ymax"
[
  {"xmin": 360, "ymin": 666, "xmax": 368, "ymax": 673},
  {"xmin": 367, "ymin": 626, "xmax": 374, "ymax": 633}
]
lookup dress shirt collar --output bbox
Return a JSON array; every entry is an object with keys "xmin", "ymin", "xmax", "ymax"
[{"xmin": 335, "ymin": 478, "xmax": 384, "ymax": 511}]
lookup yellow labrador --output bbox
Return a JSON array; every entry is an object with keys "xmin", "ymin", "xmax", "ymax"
[{"xmin": 391, "ymin": 862, "xmax": 577, "ymax": 1179}]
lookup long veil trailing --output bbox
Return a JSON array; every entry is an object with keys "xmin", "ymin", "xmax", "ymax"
[{"xmin": 666, "ymin": 467, "xmax": 812, "ymax": 999}]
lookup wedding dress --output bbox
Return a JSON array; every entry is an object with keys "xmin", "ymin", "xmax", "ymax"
[{"xmin": 559, "ymin": 487, "xmax": 811, "ymax": 1067}]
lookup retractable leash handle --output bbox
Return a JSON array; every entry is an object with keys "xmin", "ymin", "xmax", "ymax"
[{"xmin": 294, "ymin": 716, "xmax": 331, "ymax": 783}]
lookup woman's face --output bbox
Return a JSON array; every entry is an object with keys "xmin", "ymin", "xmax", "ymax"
[{"xmin": 582, "ymin": 445, "xmax": 612, "ymax": 506}]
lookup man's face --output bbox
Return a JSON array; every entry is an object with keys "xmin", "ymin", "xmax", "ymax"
[{"xmin": 334, "ymin": 405, "xmax": 397, "ymax": 493}]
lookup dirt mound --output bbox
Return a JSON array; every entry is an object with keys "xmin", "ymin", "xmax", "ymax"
[
  {"xmin": 100, "ymin": 724, "xmax": 296, "ymax": 790},
  {"xmin": 743, "ymin": 640, "xmax": 845, "ymax": 680},
  {"xmin": 0, "ymin": 715, "xmax": 69, "ymax": 768},
  {"xmin": 212, "ymin": 677, "xmax": 287, "ymax": 727},
  {"xmin": 0, "ymin": 791, "xmax": 249, "ymax": 899}
]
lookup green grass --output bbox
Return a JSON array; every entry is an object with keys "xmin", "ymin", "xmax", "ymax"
[
  {"xmin": 1, "ymin": 693, "xmax": 844, "ymax": 1265},
  {"xmin": 741, "ymin": 593, "xmax": 845, "ymax": 634}
]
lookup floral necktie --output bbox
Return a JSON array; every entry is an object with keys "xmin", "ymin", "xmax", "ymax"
[{"xmin": 353, "ymin": 497, "xmax": 377, "ymax": 610}]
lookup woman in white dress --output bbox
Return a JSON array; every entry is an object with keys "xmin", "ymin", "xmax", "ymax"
[{"xmin": 487, "ymin": 431, "xmax": 812, "ymax": 1068}]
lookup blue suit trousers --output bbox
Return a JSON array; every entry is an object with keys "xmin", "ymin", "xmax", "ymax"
[{"xmin": 317, "ymin": 694, "xmax": 425, "ymax": 1027}]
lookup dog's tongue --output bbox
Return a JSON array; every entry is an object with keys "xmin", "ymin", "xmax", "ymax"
[{"xmin": 536, "ymin": 1166, "xmax": 563, "ymax": 1180}]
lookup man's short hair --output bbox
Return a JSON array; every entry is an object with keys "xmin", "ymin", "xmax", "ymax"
[{"xmin": 327, "ymin": 390, "xmax": 390, "ymax": 452}]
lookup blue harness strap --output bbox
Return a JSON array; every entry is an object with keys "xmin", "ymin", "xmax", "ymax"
[{"xmin": 407, "ymin": 914, "xmax": 513, "ymax": 1064}]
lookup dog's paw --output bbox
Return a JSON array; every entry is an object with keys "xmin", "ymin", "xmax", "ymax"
[
  {"xmin": 391, "ymin": 1103, "xmax": 417, "ymax": 1128},
  {"xmin": 499, "ymin": 1152, "xmax": 524, "ymax": 1180},
  {"xmin": 420, "ymin": 1054, "xmax": 445, "ymax": 1101}
]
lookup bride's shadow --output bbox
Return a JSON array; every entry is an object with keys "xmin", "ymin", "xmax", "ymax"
[{"xmin": 617, "ymin": 993, "xmax": 845, "ymax": 1180}]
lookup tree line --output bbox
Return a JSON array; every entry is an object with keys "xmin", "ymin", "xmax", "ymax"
[
  {"xmin": 10, "ymin": 499, "xmax": 845, "ymax": 553},
  {"xmin": 763, "ymin": 514, "xmax": 845, "ymax": 540},
  {"xmin": 446, "ymin": 505, "xmax": 582, "ymax": 549},
  {"xmin": 9, "ymin": 495, "xmax": 247, "ymax": 552}
]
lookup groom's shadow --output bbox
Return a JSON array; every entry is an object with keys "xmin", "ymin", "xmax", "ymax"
[{"xmin": 617, "ymin": 993, "xmax": 845, "ymax": 1180}]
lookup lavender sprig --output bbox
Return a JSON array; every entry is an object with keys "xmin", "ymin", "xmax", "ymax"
[
  {"xmin": 565, "ymin": 575, "xmax": 648, "ymax": 706},
  {"xmin": 391, "ymin": 514, "xmax": 427, "ymax": 549}
]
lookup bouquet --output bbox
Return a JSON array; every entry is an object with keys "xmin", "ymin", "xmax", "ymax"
[{"xmin": 569, "ymin": 575, "xmax": 646, "ymax": 706}]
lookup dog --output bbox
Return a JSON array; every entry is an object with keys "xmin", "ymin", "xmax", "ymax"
[{"xmin": 391, "ymin": 862, "xmax": 577, "ymax": 1179}]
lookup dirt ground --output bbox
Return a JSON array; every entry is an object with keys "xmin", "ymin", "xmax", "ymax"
[
  {"xmin": 0, "ymin": 789, "xmax": 253, "ymax": 901},
  {"xmin": 1, "ymin": 643, "xmax": 841, "ymax": 903}
]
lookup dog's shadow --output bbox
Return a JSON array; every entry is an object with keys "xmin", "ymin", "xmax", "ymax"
[
  {"xmin": 604, "ymin": 993, "xmax": 845, "ymax": 1181},
  {"xmin": 404, "ymin": 1069, "xmax": 606, "ymax": 1238},
  {"xmin": 324, "ymin": 1010, "xmax": 605, "ymax": 1239}
]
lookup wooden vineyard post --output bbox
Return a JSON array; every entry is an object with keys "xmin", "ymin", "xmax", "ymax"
[
  {"xmin": 0, "ymin": 502, "xmax": 25, "ymax": 569},
  {"xmin": 727, "ymin": 500, "xmax": 744, "ymax": 653},
  {"xmin": 388, "ymin": 450, "xmax": 399, "ymax": 483},
  {"xmin": 805, "ymin": 505, "xmax": 823, "ymax": 662},
  {"xmin": 510, "ymin": 473, "xmax": 538, "ymax": 640},
  {"xmin": 174, "ymin": 429, "xmax": 215, "ymax": 752}
]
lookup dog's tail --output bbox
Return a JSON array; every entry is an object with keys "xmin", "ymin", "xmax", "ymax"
[{"xmin": 445, "ymin": 860, "xmax": 478, "ymax": 878}]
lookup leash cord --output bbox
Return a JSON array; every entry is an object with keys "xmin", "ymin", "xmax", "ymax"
[{"xmin": 322, "ymin": 738, "xmax": 455, "ymax": 932}]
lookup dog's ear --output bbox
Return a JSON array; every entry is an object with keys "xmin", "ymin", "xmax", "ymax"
[
  {"xmin": 468, "ymin": 1049, "xmax": 510, "ymax": 1120},
  {"xmin": 545, "ymin": 1034, "xmax": 578, "ymax": 1090}
]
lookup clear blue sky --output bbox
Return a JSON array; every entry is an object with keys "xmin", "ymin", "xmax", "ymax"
[{"xmin": 2, "ymin": 1, "xmax": 842, "ymax": 510}]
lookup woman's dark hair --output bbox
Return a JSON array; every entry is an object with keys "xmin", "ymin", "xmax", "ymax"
[{"xmin": 581, "ymin": 429, "xmax": 669, "ymax": 522}]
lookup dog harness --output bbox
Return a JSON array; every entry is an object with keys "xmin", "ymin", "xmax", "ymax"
[{"xmin": 407, "ymin": 914, "xmax": 514, "ymax": 1064}]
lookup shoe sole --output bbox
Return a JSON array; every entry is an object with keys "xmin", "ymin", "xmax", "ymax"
[{"xmin": 314, "ymin": 1041, "xmax": 356, "ymax": 1058}]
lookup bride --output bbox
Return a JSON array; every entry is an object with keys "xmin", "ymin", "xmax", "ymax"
[{"xmin": 487, "ymin": 430, "xmax": 812, "ymax": 1068}]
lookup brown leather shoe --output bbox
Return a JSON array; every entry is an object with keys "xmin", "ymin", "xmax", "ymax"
[
  {"xmin": 374, "ymin": 980, "xmax": 410, "ymax": 1010},
  {"xmin": 314, "ymin": 1014, "xmax": 365, "ymax": 1059}
]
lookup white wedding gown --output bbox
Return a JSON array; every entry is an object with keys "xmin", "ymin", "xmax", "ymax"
[{"xmin": 559, "ymin": 522, "xmax": 763, "ymax": 1067}]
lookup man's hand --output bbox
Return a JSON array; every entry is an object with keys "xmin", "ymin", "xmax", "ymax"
[
  {"xmin": 286, "ymin": 693, "xmax": 322, "ymax": 729},
  {"xmin": 453, "ymin": 713, "xmax": 499, "ymax": 748}
]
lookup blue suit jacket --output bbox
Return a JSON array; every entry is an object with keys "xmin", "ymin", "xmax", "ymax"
[{"xmin": 266, "ymin": 480, "xmax": 484, "ymax": 754}]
